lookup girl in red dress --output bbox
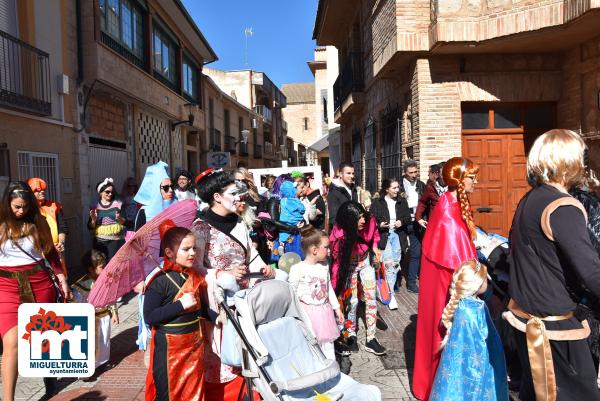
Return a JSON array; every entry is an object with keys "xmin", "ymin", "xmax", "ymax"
[
  {"xmin": 0, "ymin": 181, "xmax": 70, "ymax": 401},
  {"xmin": 412, "ymin": 158, "xmax": 479, "ymax": 401}
]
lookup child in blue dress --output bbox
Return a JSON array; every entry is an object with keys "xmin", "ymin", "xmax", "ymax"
[{"xmin": 429, "ymin": 259, "xmax": 508, "ymax": 401}]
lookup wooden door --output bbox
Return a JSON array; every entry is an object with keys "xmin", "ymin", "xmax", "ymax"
[
  {"xmin": 462, "ymin": 132, "xmax": 535, "ymax": 236},
  {"xmin": 463, "ymin": 134, "xmax": 507, "ymax": 235}
]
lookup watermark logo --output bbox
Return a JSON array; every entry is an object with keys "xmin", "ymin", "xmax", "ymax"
[{"xmin": 18, "ymin": 303, "xmax": 95, "ymax": 377}]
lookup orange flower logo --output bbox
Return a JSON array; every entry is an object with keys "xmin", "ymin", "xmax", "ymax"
[{"xmin": 22, "ymin": 307, "xmax": 72, "ymax": 352}]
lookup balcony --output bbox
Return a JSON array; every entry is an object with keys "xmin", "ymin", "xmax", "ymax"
[
  {"xmin": 239, "ymin": 140, "xmax": 249, "ymax": 156},
  {"xmin": 333, "ymin": 52, "xmax": 364, "ymax": 123},
  {"xmin": 225, "ymin": 135, "xmax": 237, "ymax": 154},
  {"xmin": 0, "ymin": 30, "xmax": 51, "ymax": 116},
  {"xmin": 254, "ymin": 105, "xmax": 272, "ymax": 123},
  {"xmin": 253, "ymin": 144, "xmax": 262, "ymax": 159},
  {"xmin": 209, "ymin": 128, "xmax": 221, "ymax": 151},
  {"xmin": 264, "ymin": 141, "xmax": 274, "ymax": 155}
]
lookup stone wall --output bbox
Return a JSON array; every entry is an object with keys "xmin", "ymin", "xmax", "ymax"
[{"xmin": 282, "ymin": 103, "xmax": 317, "ymax": 148}]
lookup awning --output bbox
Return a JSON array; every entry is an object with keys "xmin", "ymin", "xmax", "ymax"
[{"xmin": 307, "ymin": 134, "xmax": 329, "ymax": 152}]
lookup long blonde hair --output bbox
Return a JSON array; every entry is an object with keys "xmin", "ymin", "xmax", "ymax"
[{"xmin": 439, "ymin": 259, "xmax": 487, "ymax": 349}]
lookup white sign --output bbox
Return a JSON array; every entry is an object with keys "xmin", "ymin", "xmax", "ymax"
[
  {"xmin": 18, "ymin": 303, "xmax": 95, "ymax": 377},
  {"xmin": 207, "ymin": 152, "xmax": 231, "ymax": 169}
]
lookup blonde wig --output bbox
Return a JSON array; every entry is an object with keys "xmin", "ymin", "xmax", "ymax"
[
  {"xmin": 527, "ymin": 129, "xmax": 586, "ymax": 189},
  {"xmin": 439, "ymin": 259, "xmax": 488, "ymax": 349}
]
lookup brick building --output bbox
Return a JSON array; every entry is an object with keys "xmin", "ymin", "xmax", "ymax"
[
  {"xmin": 203, "ymin": 74, "xmax": 268, "ymax": 169},
  {"xmin": 314, "ymin": 0, "xmax": 600, "ymax": 235},
  {"xmin": 281, "ymin": 83, "xmax": 316, "ymax": 167},
  {"xmin": 0, "ymin": 0, "xmax": 82, "ymax": 267},
  {"xmin": 1, "ymin": 0, "xmax": 219, "ymax": 266},
  {"xmin": 204, "ymin": 67, "xmax": 288, "ymax": 168}
]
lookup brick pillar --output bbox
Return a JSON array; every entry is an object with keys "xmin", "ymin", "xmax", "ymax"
[{"xmin": 412, "ymin": 57, "xmax": 462, "ymax": 178}]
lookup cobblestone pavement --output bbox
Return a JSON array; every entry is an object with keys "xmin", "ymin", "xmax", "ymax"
[{"xmin": 2, "ymin": 288, "xmax": 422, "ymax": 400}]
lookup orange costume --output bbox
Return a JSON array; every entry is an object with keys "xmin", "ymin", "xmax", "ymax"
[
  {"xmin": 143, "ymin": 221, "xmax": 207, "ymax": 401},
  {"xmin": 27, "ymin": 178, "xmax": 67, "ymax": 275}
]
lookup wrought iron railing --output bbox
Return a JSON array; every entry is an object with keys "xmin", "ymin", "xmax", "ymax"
[
  {"xmin": 264, "ymin": 141, "xmax": 273, "ymax": 154},
  {"xmin": 333, "ymin": 52, "xmax": 364, "ymax": 111},
  {"xmin": 253, "ymin": 144, "xmax": 262, "ymax": 159},
  {"xmin": 254, "ymin": 105, "xmax": 272, "ymax": 123},
  {"xmin": 0, "ymin": 30, "xmax": 51, "ymax": 115},
  {"xmin": 209, "ymin": 128, "xmax": 221, "ymax": 151},
  {"xmin": 225, "ymin": 135, "xmax": 236, "ymax": 153},
  {"xmin": 100, "ymin": 31, "xmax": 145, "ymax": 70}
]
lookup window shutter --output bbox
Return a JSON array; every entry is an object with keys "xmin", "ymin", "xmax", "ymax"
[{"xmin": 0, "ymin": 0, "xmax": 18, "ymax": 37}]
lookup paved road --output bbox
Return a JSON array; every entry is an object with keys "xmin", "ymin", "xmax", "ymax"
[{"xmin": 2, "ymin": 289, "xmax": 421, "ymax": 401}]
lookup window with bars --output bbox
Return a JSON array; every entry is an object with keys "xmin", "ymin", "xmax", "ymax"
[
  {"xmin": 364, "ymin": 119, "xmax": 377, "ymax": 193},
  {"xmin": 99, "ymin": 0, "xmax": 145, "ymax": 67},
  {"xmin": 18, "ymin": 151, "xmax": 60, "ymax": 201},
  {"xmin": 0, "ymin": 147, "xmax": 9, "ymax": 196},
  {"xmin": 351, "ymin": 128, "xmax": 362, "ymax": 187},
  {"xmin": 381, "ymin": 106, "xmax": 401, "ymax": 181}
]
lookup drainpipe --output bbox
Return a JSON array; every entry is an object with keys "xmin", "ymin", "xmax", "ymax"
[{"xmin": 76, "ymin": 0, "xmax": 83, "ymax": 84}]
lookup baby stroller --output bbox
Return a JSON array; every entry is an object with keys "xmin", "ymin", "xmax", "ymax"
[{"xmin": 220, "ymin": 279, "xmax": 381, "ymax": 401}]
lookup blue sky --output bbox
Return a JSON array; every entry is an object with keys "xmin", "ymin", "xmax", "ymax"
[{"xmin": 182, "ymin": 0, "xmax": 319, "ymax": 88}]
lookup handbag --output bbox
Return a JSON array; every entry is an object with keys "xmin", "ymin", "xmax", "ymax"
[
  {"xmin": 14, "ymin": 241, "xmax": 65, "ymax": 303},
  {"xmin": 375, "ymin": 262, "xmax": 392, "ymax": 305}
]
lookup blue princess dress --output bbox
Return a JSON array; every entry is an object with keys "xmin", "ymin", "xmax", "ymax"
[{"xmin": 429, "ymin": 297, "xmax": 508, "ymax": 401}]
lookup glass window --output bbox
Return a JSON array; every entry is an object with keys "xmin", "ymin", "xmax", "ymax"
[
  {"xmin": 494, "ymin": 105, "xmax": 520, "ymax": 129},
  {"xmin": 524, "ymin": 104, "xmax": 554, "ymax": 129},
  {"xmin": 121, "ymin": 2, "xmax": 132, "ymax": 48},
  {"xmin": 99, "ymin": 0, "xmax": 144, "ymax": 61},
  {"xmin": 153, "ymin": 28, "xmax": 177, "ymax": 84},
  {"xmin": 183, "ymin": 59, "xmax": 197, "ymax": 100},
  {"xmin": 462, "ymin": 104, "xmax": 489, "ymax": 129}
]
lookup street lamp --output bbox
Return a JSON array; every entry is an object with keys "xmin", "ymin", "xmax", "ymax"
[
  {"xmin": 236, "ymin": 129, "xmax": 249, "ymax": 145},
  {"xmin": 170, "ymin": 103, "xmax": 196, "ymax": 131}
]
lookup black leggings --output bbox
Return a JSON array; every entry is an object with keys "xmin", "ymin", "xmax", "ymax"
[{"xmin": 93, "ymin": 238, "xmax": 125, "ymax": 261}]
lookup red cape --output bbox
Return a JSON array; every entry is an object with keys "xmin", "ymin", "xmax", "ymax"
[{"xmin": 412, "ymin": 192, "xmax": 476, "ymax": 400}]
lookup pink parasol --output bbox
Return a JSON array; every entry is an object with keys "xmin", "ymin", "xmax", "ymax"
[{"xmin": 88, "ymin": 199, "xmax": 198, "ymax": 308}]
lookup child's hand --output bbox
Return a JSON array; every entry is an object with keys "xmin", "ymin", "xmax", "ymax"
[
  {"xmin": 179, "ymin": 293, "xmax": 199, "ymax": 310},
  {"xmin": 112, "ymin": 315, "xmax": 120, "ymax": 325}
]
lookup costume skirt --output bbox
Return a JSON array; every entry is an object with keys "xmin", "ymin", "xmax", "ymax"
[
  {"xmin": 0, "ymin": 262, "xmax": 56, "ymax": 336},
  {"xmin": 146, "ymin": 328, "xmax": 204, "ymax": 401},
  {"xmin": 95, "ymin": 313, "xmax": 111, "ymax": 368},
  {"xmin": 301, "ymin": 302, "xmax": 340, "ymax": 344}
]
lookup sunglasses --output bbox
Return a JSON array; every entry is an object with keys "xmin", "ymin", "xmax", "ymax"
[
  {"xmin": 103, "ymin": 190, "xmax": 113, "ymax": 195},
  {"xmin": 161, "ymin": 185, "xmax": 174, "ymax": 192},
  {"xmin": 465, "ymin": 174, "xmax": 477, "ymax": 180}
]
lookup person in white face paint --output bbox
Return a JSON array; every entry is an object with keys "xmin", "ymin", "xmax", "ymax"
[{"xmin": 191, "ymin": 170, "xmax": 274, "ymax": 398}]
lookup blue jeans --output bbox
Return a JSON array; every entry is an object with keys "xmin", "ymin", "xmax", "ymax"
[
  {"xmin": 406, "ymin": 222, "xmax": 421, "ymax": 288},
  {"xmin": 382, "ymin": 230, "xmax": 402, "ymax": 293}
]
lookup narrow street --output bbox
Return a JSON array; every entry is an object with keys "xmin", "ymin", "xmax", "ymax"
[{"xmin": 3, "ymin": 289, "xmax": 420, "ymax": 401}]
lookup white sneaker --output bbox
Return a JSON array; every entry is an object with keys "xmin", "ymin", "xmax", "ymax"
[{"xmin": 388, "ymin": 295, "xmax": 398, "ymax": 310}]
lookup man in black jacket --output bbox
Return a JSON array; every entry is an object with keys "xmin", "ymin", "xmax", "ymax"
[
  {"xmin": 327, "ymin": 162, "xmax": 358, "ymax": 228},
  {"xmin": 399, "ymin": 159, "xmax": 426, "ymax": 293}
]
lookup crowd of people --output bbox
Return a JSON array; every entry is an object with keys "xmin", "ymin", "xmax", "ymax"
[{"xmin": 1, "ymin": 128, "xmax": 600, "ymax": 401}]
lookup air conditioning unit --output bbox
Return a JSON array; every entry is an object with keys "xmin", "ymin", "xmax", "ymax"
[{"xmin": 252, "ymin": 118, "xmax": 258, "ymax": 129}]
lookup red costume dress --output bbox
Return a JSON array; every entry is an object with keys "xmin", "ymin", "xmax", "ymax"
[
  {"xmin": 412, "ymin": 192, "xmax": 476, "ymax": 400},
  {"xmin": 0, "ymin": 236, "xmax": 62, "ymax": 336},
  {"xmin": 143, "ymin": 260, "xmax": 206, "ymax": 401}
]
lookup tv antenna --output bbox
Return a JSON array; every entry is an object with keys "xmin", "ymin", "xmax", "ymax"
[{"xmin": 244, "ymin": 27, "xmax": 253, "ymax": 68}]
